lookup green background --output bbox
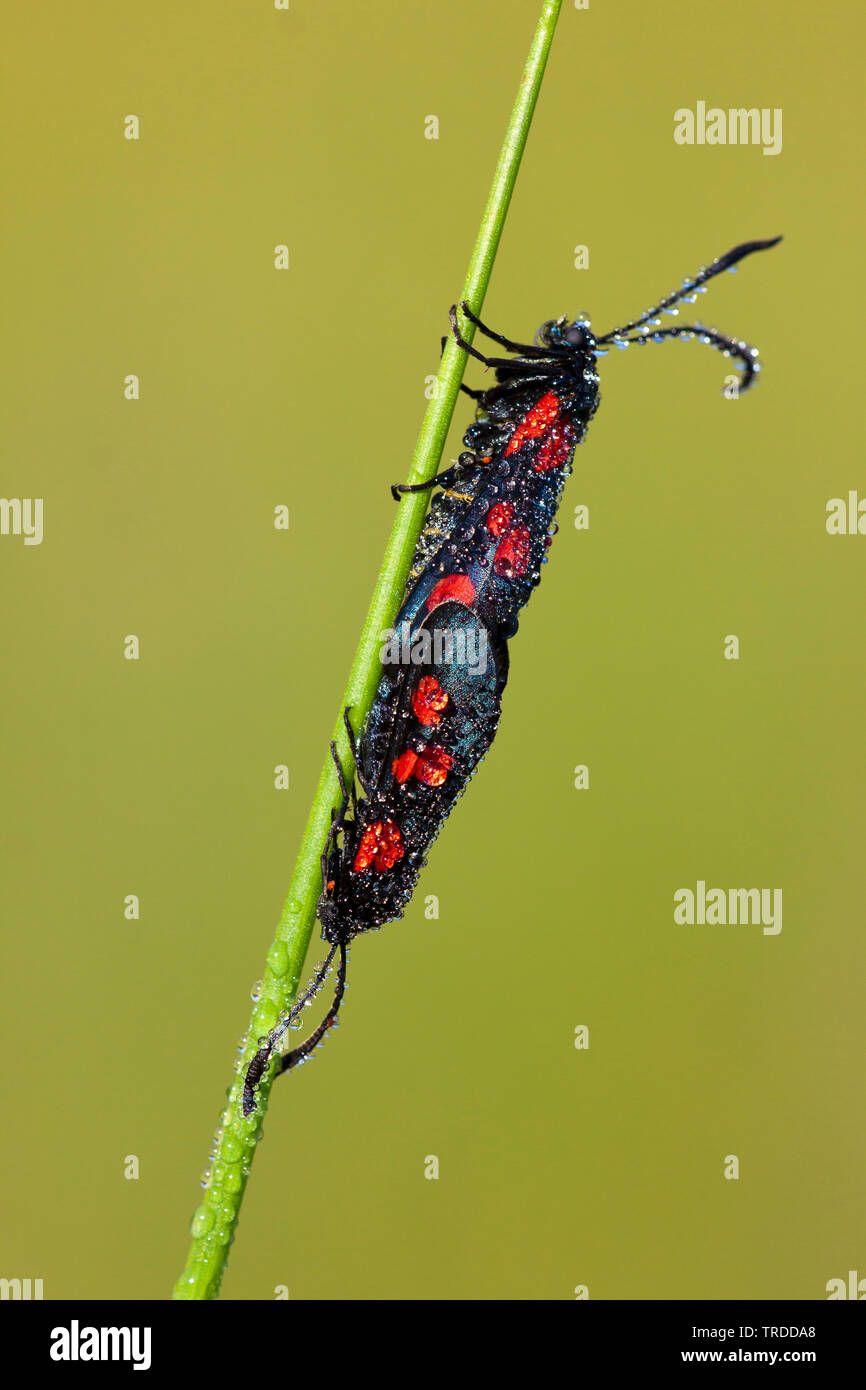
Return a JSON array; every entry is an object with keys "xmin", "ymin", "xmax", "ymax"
[{"xmin": 2, "ymin": 0, "xmax": 863, "ymax": 1300}]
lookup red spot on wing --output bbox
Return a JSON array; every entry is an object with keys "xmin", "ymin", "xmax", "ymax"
[
  {"xmin": 392, "ymin": 749, "xmax": 419, "ymax": 783},
  {"xmin": 534, "ymin": 417, "xmax": 576, "ymax": 472},
  {"xmin": 414, "ymin": 746, "xmax": 453, "ymax": 787},
  {"xmin": 393, "ymin": 744, "xmax": 453, "ymax": 788},
  {"xmin": 486, "ymin": 501, "xmax": 514, "ymax": 537},
  {"xmin": 493, "ymin": 524, "xmax": 532, "ymax": 578},
  {"xmin": 412, "ymin": 674, "xmax": 449, "ymax": 727},
  {"xmin": 352, "ymin": 819, "xmax": 404, "ymax": 874},
  {"xmin": 504, "ymin": 391, "xmax": 560, "ymax": 457},
  {"xmin": 426, "ymin": 574, "xmax": 476, "ymax": 610}
]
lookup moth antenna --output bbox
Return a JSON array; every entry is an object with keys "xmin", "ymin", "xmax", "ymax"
[
  {"xmin": 242, "ymin": 940, "xmax": 340, "ymax": 1116},
  {"xmin": 277, "ymin": 940, "xmax": 349, "ymax": 1076},
  {"xmin": 601, "ymin": 323, "xmax": 764, "ymax": 393},
  {"xmin": 597, "ymin": 237, "xmax": 782, "ymax": 344}
]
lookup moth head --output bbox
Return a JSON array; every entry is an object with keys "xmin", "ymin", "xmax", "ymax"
[{"xmin": 536, "ymin": 316, "xmax": 596, "ymax": 354}]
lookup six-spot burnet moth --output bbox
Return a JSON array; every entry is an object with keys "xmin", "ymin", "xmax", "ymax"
[{"xmin": 242, "ymin": 235, "xmax": 782, "ymax": 1116}]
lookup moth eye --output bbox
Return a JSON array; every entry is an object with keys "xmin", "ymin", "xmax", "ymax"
[{"xmin": 565, "ymin": 326, "xmax": 586, "ymax": 347}]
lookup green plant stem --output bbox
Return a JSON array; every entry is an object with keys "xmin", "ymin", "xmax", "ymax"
[{"xmin": 173, "ymin": 0, "xmax": 563, "ymax": 1301}]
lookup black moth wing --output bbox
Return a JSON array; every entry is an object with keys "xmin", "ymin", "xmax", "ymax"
[
  {"xmin": 406, "ymin": 458, "xmax": 490, "ymax": 588},
  {"xmin": 337, "ymin": 600, "xmax": 508, "ymax": 932},
  {"xmin": 363, "ymin": 597, "xmax": 509, "ymax": 794},
  {"xmin": 403, "ymin": 380, "xmax": 589, "ymax": 646}
]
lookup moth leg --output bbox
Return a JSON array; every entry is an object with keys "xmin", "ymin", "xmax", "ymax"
[
  {"xmin": 320, "ymin": 809, "xmax": 344, "ymax": 910},
  {"xmin": 329, "ymin": 739, "xmax": 350, "ymax": 806},
  {"xmin": 458, "ymin": 301, "xmax": 548, "ymax": 357},
  {"xmin": 329, "ymin": 738, "xmax": 360, "ymax": 822},
  {"xmin": 342, "ymin": 707, "xmax": 359, "ymax": 765},
  {"xmin": 449, "ymin": 305, "xmax": 497, "ymax": 366},
  {"xmin": 440, "ymin": 335, "xmax": 485, "ymax": 398},
  {"xmin": 342, "ymin": 706, "xmax": 371, "ymax": 798},
  {"xmin": 322, "ymin": 744, "xmax": 354, "ymax": 869},
  {"xmin": 391, "ymin": 461, "xmax": 464, "ymax": 503},
  {"xmin": 449, "ymin": 308, "xmax": 549, "ymax": 374},
  {"xmin": 391, "ymin": 447, "xmax": 488, "ymax": 502},
  {"xmin": 322, "ymin": 803, "xmax": 341, "ymax": 865}
]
